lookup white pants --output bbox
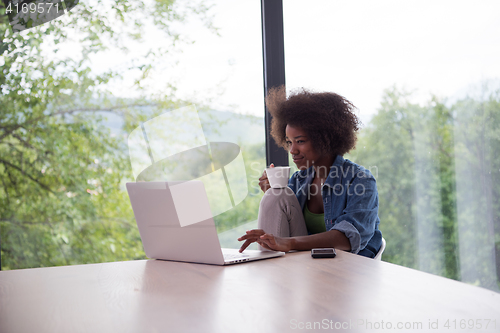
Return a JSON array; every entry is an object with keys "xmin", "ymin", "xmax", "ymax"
[{"xmin": 257, "ymin": 187, "xmax": 309, "ymax": 238}]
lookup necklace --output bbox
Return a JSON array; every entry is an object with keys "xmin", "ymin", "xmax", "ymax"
[{"xmin": 319, "ymin": 176, "xmax": 326, "ymax": 187}]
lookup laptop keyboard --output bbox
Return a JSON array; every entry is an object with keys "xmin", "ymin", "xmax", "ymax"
[{"xmin": 224, "ymin": 253, "xmax": 250, "ymax": 260}]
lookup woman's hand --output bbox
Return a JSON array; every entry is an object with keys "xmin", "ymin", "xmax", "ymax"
[
  {"xmin": 258, "ymin": 163, "xmax": 274, "ymax": 193},
  {"xmin": 238, "ymin": 229, "xmax": 293, "ymax": 253}
]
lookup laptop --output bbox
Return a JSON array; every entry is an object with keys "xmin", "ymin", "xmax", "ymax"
[{"xmin": 126, "ymin": 181, "xmax": 285, "ymax": 265}]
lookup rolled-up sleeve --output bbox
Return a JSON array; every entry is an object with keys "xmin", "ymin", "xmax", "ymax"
[{"xmin": 328, "ymin": 173, "xmax": 379, "ymax": 254}]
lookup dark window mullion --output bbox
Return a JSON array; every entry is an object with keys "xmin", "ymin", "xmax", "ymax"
[{"xmin": 261, "ymin": 0, "xmax": 288, "ymax": 167}]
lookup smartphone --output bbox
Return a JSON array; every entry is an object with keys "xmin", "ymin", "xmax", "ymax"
[{"xmin": 311, "ymin": 248, "xmax": 336, "ymax": 258}]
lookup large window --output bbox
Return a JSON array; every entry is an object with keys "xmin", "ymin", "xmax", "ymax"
[
  {"xmin": 0, "ymin": 0, "xmax": 265, "ymax": 269},
  {"xmin": 3, "ymin": 0, "xmax": 499, "ymax": 293},
  {"xmin": 284, "ymin": 0, "xmax": 500, "ymax": 291}
]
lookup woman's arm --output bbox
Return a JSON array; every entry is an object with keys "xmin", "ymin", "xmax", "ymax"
[
  {"xmin": 238, "ymin": 229, "xmax": 351, "ymax": 253},
  {"xmin": 289, "ymin": 229, "xmax": 351, "ymax": 251}
]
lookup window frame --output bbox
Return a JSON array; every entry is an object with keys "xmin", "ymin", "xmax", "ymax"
[{"xmin": 261, "ymin": 0, "xmax": 289, "ymax": 167}]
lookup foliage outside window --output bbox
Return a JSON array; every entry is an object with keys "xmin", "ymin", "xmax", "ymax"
[{"xmin": 0, "ymin": 0, "xmax": 265, "ymax": 269}]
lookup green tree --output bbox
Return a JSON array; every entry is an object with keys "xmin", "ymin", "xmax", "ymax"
[
  {"xmin": 350, "ymin": 85, "xmax": 500, "ymax": 291},
  {"xmin": 451, "ymin": 87, "xmax": 500, "ymax": 290},
  {"xmin": 0, "ymin": 0, "xmax": 215, "ymax": 269}
]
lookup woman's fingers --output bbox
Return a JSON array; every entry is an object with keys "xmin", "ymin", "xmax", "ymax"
[
  {"xmin": 238, "ymin": 229, "xmax": 266, "ymax": 252},
  {"xmin": 257, "ymin": 240, "xmax": 273, "ymax": 251},
  {"xmin": 258, "ymin": 179, "xmax": 269, "ymax": 187},
  {"xmin": 239, "ymin": 239, "xmax": 253, "ymax": 253},
  {"xmin": 259, "ymin": 234, "xmax": 291, "ymax": 252},
  {"xmin": 259, "ymin": 172, "xmax": 269, "ymax": 192},
  {"xmin": 239, "ymin": 231, "xmax": 287, "ymax": 252},
  {"xmin": 259, "ymin": 234, "xmax": 277, "ymax": 250},
  {"xmin": 258, "ymin": 164, "xmax": 274, "ymax": 193},
  {"xmin": 238, "ymin": 229, "xmax": 264, "ymax": 240},
  {"xmin": 259, "ymin": 163, "xmax": 274, "ymax": 181},
  {"xmin": 260, "ymin": 233, "xmax": 277, "ymax": 245},
  {"xmin": 246, "ymin": 229, "xmax": 265, "ymax": 237}
]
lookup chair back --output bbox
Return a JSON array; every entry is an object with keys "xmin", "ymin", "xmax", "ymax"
[{"xmin": 374, "ymin": 237, "xmax": 386, "ymax": 260}]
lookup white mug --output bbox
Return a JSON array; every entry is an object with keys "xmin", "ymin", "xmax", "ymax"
[{"xmin": 266, "ymin": 166, "xmax": 291, "ymax": 188}]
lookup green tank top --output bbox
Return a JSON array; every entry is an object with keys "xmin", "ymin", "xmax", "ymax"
[{"xmin": 303, "ymin": 203, "xmax": 327, "ymax": 234}]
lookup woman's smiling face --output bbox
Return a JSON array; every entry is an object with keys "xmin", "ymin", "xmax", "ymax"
[{"xmin": 285, "ymin": 124, "xmax": 322, "ymax": 170}]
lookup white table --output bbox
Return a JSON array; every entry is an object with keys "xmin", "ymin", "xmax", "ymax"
[{"xmin": 1, "ymin": 250, "xmax": 499, "ymax": 332}]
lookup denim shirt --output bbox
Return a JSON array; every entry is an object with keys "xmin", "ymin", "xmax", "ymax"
[{"xmin": 287, "ymin": 155, "xmax": 382, "ymax": 258}]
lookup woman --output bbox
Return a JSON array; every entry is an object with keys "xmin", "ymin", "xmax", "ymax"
[{"xmin": 238, "ymin": 87, "xmax": 382, "ymax": 258}]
